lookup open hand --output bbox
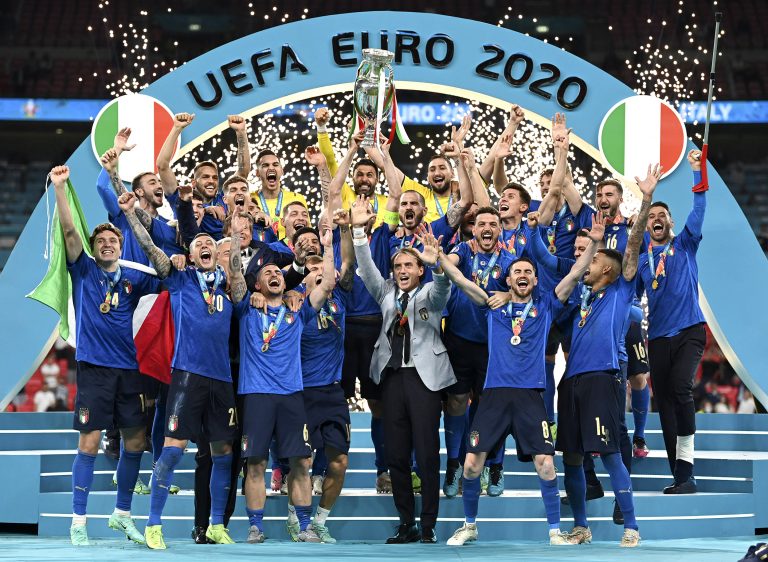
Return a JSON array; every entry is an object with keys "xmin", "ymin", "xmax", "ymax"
[{"xmin": 635, "ymin": 164, "xmax": 663, "ymax": 198}]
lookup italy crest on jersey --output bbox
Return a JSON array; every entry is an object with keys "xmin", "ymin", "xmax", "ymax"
[
  {"xmin": 518, "ymin": 233, "xmax": 527, "ymax": 245},
  {"xmin": 241, "ymin": 435, "xmax": 248, "ymax": 452},
  {"xmin": 491, "ymin": 265, "xmax": 502, "ymax": 279},
  {"xmin": 285, "ymin": 313, "xmax": 295, "ymax": 324},
  {"xmin": 529, "ymin": 306, "xmax": 538, "ymax": 318},
  {"xmin": 122, "ymin": 279, "xmax": 133, "ymax": 294},
  {"xmin": 565, "ymin": 218, "xmax": 575, "ymax": 232},
  {"xmin": 469, "ymin": 431, "xmax": 480, "ymax": 448},
  {"xmin": 168, "ymin": 415, "xmax": 178, "ymax": 432},
  {"xmin": 78, "ymin": 408, "xmax": 89, "ymax": 425},
  {"xmin": 327, "ymin": 300, "xmax": 339, "ymax": 314}
]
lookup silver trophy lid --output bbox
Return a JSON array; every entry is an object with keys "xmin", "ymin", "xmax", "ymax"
[{"xmin": 362, "ymin": 48, "xmax": 395, "ymax": 62}]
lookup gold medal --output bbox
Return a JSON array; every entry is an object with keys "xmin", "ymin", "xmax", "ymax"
[
  {"xmin": 208, "ymin": 303, "xmax": 215, "ymax": 314},
  {"xmin": 652, "ymin": 279, "xmax": 659, "ymax": 290},
  {"xmin": 320, "ymin": 315, "xmax": 329, "ymax": 329},
  {"xmin": 578, "ymin": 318, "xmax": 586, "ymax": 328},
  {"xmin": 261, "ymin": 343, "xmax": 269, "ymax": 352},
  {"xmin": 510, "ymin": 335, "xmax": 521, "ymax": 346},
  {"xmin": 548, "ymin": 245, "xmax": 556, "ymax": 254},
  {"xmin": 397, "ymin": 324, "xmax": 405, "ymax": 336},
  {"xmin": 99, "ymin": 302, "xmax": 110, "ymax": 314}
]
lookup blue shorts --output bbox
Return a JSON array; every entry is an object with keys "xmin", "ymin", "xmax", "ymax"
[
  {"xmin": 626, "ymin": 321, "xmax": 650, "ymax": 377},
  {"xmin": 303, "ymin": 382, "xmax": 351, "ymax": 455},
  {"xmin": 73, "ymin": 361, "xmax": 148, "ymax": 432},
  {"xmin": 241, "ymin": 392, "xmax": 312, "ymax": 460},
  {"xmin": 556, "ymin": 371, "xmax": 624, "ymax": 456},
  {"xmin": 467, "ymin": 387, "xmax": 554, "ymax": 461},
  {"xmin": 165, "ymin": 370, "xmax": 238, "ymax": 443}
]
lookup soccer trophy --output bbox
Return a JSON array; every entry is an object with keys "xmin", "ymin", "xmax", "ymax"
[{"xmin": 353, "ymin": 49, "xmax": 398, "ymax": 147}]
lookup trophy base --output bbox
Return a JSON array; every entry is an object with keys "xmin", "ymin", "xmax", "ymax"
[{"xmin": 360, "ymin": 126, "xmax": 377, "ymax": 148}]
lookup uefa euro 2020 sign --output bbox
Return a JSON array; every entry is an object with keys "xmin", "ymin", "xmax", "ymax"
[{"xmin": 0, "ymin": 12, "xmax": 766, "ymax": 408}]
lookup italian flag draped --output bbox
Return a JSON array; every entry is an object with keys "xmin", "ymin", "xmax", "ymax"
[
  {"xmin": 599, "ymin": 95, "xmax": 686, "ymax": 179},
  {"xmin": 91, "ymin": 94, "xmax": 176, "ymax": 182}
]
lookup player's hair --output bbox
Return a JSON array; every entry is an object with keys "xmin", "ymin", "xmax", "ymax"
[
  {"xmin": 284, "ymin": 200, "xmax": 308, "ymax": 215},
  {"xmin": 597, "ymin": 248, "xmax": 624, "ymax": 277},
  {"xmin": 501, "ymin": 182, "xmax": 532, "ymax": 207},
  {"xmin": 190, "ymin": 232, "xmax": 216, "ymax": 248},
  {"xmin": 193, "ymin": 160, "xmax": 218, "ymax": 177},
  {"xmin": 650, "ymin": 201, "xmax": 671, "ymax": 215},
  {"xmin": 539, "ymin": 168, "xmax": 555, "ymax": 179},
  {"xmin": 353, "ymin": 158, "xmax": 380, "ymax": 176},
  {"xmin": 596, "ymin": 178, "xmax": 624, "ymax": 196},
  {"xmin": 474, "ymin": 206, "xmax": 501, "ymax": 221},
  {"xmin": 305, "ymin": 255, "xmax": 323, "ymax": 267},
  {"xmin": 223, "ymin": 211, "xmax": 255, "ymax": 236},
  {"xmin": 509, "ymin": 256, "xmax": 538, "ymax": 276},
  {"xmin": 428, "ymin": 154, "xmax": 452, "ymax": 167},
  {"xmin": 575, "ymin": 227, "xmax": 591, "ymax": 238},
  {"xmin": 390, "ymin": 247, "xmax": 426, "ymax": 282},
  {"xmin": 191, "ymin": 190, "xmax": 205, "ymax": 203},
  {"xmin": 292, "ymin": 226, "xmax": 320, "ymax": 247},
  {"xmin": 131, "ymin": 172, "xmax": 156, "ymax": 192},
  {"xmin": 400, "ymin": 190, "xmax": 426, "ymax": 207},
  {"xmin": 222, "ymin": 174, "xmax": 249, "ymax": 191},
  {"xmin": 89, "ymin": 222, "xmax": 124, "ymax": 250},
  {"xmin": 217, "ymin": 237, "xmax": 231, "ymax": 247},
  {"xmin": 256, "ymin": 149, "xmax": 279, "ymax": 164}
]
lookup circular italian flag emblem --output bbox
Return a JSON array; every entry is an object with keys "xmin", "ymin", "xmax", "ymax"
[
  {"xmin": 91, "ymin": 93, "xmax": 178, "ymax": 183},
  {"xmin": 598, "ymin": 95, "xmax": 687, "ymax": 180}
]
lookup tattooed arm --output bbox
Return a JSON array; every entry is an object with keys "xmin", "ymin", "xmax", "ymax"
[
  {"xmin": 623, "ymin": 164, "xmax": 662, "ymax": 281},
  {"xmin": 228, "ymin": 215, "xmax": 249, "ymax": 304},
  {"xmin": 229, "ymin": 115, "xmax": 252, "ymax": 178},
  {"xmin": 118, "ymin": 193, "xmax": 171, "ymax": 278}
]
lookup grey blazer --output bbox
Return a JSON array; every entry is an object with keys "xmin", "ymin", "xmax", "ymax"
[{"xmin": 353, "ymin": 239, "xmax": 457, "ymax": 392}]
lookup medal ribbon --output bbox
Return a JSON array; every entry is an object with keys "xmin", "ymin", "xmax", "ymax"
[
  {"xmin": 579, "ymin": 285, "xmax": 606, "ymax": 325},
  {"xmin": 195, "ymin": 267, "xmax": 223, "ymax": 310},
  {"xmin": 433, "ymin": 193, "xmax": 453, "ymax": 218},
  {"xmin": 647, "ymin": 237, "xmax": 674, "ymax": 287},
  {"xmin": 260, "ymin": 304, "xmax": 287, "ymax": 347},
  {"xmin": 546, "ymin": 204, "xmax": 568, "ymax": 254},
  {"xmin": 101, "ymin": 266, "xmax": 122, "ymax": 309},
  {"xmin": 318, "ymin": 301, "xmax": 341, "ymax": 331},
  {"xmin": 503, "ymin": 223, "xmax": 522, "ymax": 256},
  {"xmin": 507, "ymin": 299, "xmax": 535, "ymax": 339},
  {"xmin": 399, "ymin": 234, "xmax": 422, "ymax": 251},
  {"xmin": 258, "ymin": 190, "xmax": 284, "ymax": 218},
  {"xmin": 395, "ymin": 287, "xmax": 422, "ymax": 328},
  {"xmin": 471, "ymin": 250, "xmax": 500, "ymax": 287}
]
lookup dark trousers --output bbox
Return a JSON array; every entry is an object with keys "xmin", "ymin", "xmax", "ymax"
[
  {"xmin": 382, "ymin": 367, "xmax": 442, "ymax": 530},
  {"xmin": 648, "ymin": 324, "xmax": 706, "ymax": 474}
]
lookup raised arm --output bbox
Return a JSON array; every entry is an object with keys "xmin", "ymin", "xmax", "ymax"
[
  {"xmin": 551, "ymin": 113, "xmax": 583, "ymax": 214},
  {"xmin": 363, "ymin": 142, "xmax": 405, "ymax": 187},
  {"xmin": 332, "ymin": 208, "xmax": 355, "ymax": 291},
  {"xmin": 308, "ymin": 228, "xmax": 336, "ymax": 311},
  {"xmin": 623, "ymin": 164, "xmax": 662, "ymax": 281},
  {"xmin": 686, "ymin": 149, "xmax": 706, "ymax": 237},
  {"xmin": 100, "ymin": 145, "xmax": 153, "ymax": 231},
  {"xmin": 305, "ymin": 145, "xmax": 334, "ymax": 211},
  {"xmin": 444, "ymin": 143, "xmax": 474, "ymax": 229},
  {"xmin": 351, "ymin": 195, "xmax": 388, "ymax": 301},
  {"xmin": 413, "ymin": 225, "xmax": 453, "ymax": 310},
  {"xmin": 118, "ymin": 192, "xmax": 172, "ymax": 278},
  {"xmin": 314, "ymin": 108, "xmax": 340, "ymax": 177},
  {"xmin": 484, "ymin": 105, "xmax": 525, "ymax": 195},
  {"xmin": 526, "ymin": 212, "xmax": 560, "ymax": 273},
  {"xmin": 536, "ymin": 129, "xmax": 569, "ymax": 225},
  {"xmin": 228, "ymin": 213, "xmax": 249, "ymax": 304},
  {"xmin": 437, "ymin": 246, "xmax": 487, "ymax": 306},
  {"xmin": 157, "ymin": 112, "xmax": 194, "ymax": 196},
  {"xmin": 324, "ymin": 130, "xmax": 363, "ymax": 216},
  {"xmin": 176, "ymin": 184, "xmax": 201, "ymax": 245},
  {"xmin": 50, "ymin": 166, "xmax": 83, "ymax": 263},
  {"xmin": 379, "ymin": 139, "xmax": 402, "ymax": 232},
  {"xmin": 228, "ymin": 115, "xmax": 251, "ymax": 178},
  {"xmin": 555, "ymin": 214, "xmax": 604, "ymax": 302}
]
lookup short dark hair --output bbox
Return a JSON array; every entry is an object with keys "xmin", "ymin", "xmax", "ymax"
[
  {"xmin": 650, "ymin": 201, "xmax": 671, "ymax": 215},
  {"xmin": 222, "ymin": 174, "xmax": 249, "ymax": 191},
  {"xmin": 191, "ymin": 190, "xmax": 205, "ymax": 203},
  {"xmin": 89, "ymin": 222, "xmax": 124, "ymax": 251},
  {"xmin": 390, "ymin": 247, "xmax": 426, "ymax": 281},
  {"xmin": 501, "ymin": 182, "xmax": 532, "ymax": 207},
  {"xmin": 256, "ymin": 149, "xmax": 278, "ymax": 164},
  {"xmin": 474, "ymin": 206, "xmax": 501, "ymax": 220},
  {"xmin": 576, "ymin": 228, "xmax": 591, "ymax": 238},
  {"xmin": 292, "ymin": 226, "xmax": 320, "ymax": 247},
  {"xmin": 353, "ymin": 158, "xmax": 379, "ymax": 175},
  {"xmin": 597, "ymin": 248, "xmax": 624, "ymax": 274},
  {"xmin": 509, "ymin": 256, "xmax": 537, "ymax": 275},
  {"xmin": 400, "ymin": 190, "xmax": 426, "ymax": 207},
  {"xmin": 539, "ymin": 168, "xmax": 555, "ymax": 179},
  {"xmin": 284, "ymin": 200, "xmax": 308, "ymax": 214},
  {"xmin": 596, "ymin": 178, "xmax": 623, "ymax": 196},
  {"xmin": 193, "ymin": 160, "xmax": 218, "ymax": 177},
  {"xmin": 131, "ymin": 172, "xmax": 155, "ymax": 192},
  {"xmin": 428, "ymin": 154, "xmax": 452, "ymax": 167}
]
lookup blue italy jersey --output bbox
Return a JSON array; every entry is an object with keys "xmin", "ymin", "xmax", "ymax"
[
  {"xmin": 388, "ymin": 215, "xmax": 456, "ymax": 283},
  {"xmin": 445, "ymin": 242, "xmax": 514, "ymax": 343},
  {"xmin": 348, "ymin": 225, "xmax": 391, "ymax": 317},
  {"xmin": 165, "ymin": 266, "xmax": 233, "ymax": 381},
  {"xmin": 237, "ymin": 297, "xmax": 317, "ymax": 394},
  {"xmin": 500, "ymin": 221, "xmax": 535, "ymax": 259},
  {"xmin": 637, "ymin": 191, "xmax": 706, "ymax": 339},
  {"xmin": 301, "ymin": 287, "xmax": 349, "ymax": 387},
  {"xmin": 566, "ymin": 277, "xmax": 634, "ymax": 378},
  {"xmin": 151, "ymin": 218, "xmax": 186, "ymax": 257},
  {"xmin": 268, "ymin": 240, "xmax": 296, "ymax": 263},
  {"xmin": 484, "ymin": 290, "xmax": 563, "ymax": 389},
  {"xmin": 542, "ymin": 203, "xmax": 589, "ymax": 261},
  {"xmin": 68, "ymin": 254, "xmax": 161, "ymax": 370}
]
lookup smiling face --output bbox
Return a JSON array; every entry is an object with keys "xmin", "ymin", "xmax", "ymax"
[
  {"xmin": 472, "ymin": 211, "xmax": 502, "ymax": 252},
  {"xmin": 399, "ymin": 191, "xmax": 426, "ymax": 230},
  {"xmin": 282, "ymin": 203, "xmax": 309, "ymax": 240},
  {"xmin": 134, "ymin": 174, "xmax": 164, "ymax": 209},
  {"xmin": 583, "ymin": 251, "xmax": 618, "ymax": 287},
  {"xmin": 352, "ymin": 163, "xmax": 378, "ymax": 197},
  {"xmin": 302, "ymin": 257, "xmax": 325, "ymax": 287},
  {"xmin": 392, "ymin": 251, "xmax": 423, "ymax": 292},
  {"xmin": 223, "ymin": 179, "xmax": 250, "ymax": 211},
  {"xmin": 92, "ymin": 229, "xmax": 121, "ymax": 267},
  {"xmin": 498, "ymin": 186, "xmax": 529, "ymax": 220},
  {"xmin": 194, "ymin": 164, "xmax": 219, "ymax": 201},
  {"xmin": 295, "ymin": 231, "xmax": 321, "ymax": 256},
  {"xmin": 647, "ymin": 204, "xmax": 674, "ymax": 244},
  {"xmin": 539, "ymin": 172, "xmax": 553, "ymax": 198},
  {"xmin": 257, "ymin": 154, "xmax": 283, "ymax": 191},
  {"xmin": 595, "ymin": 183, "xmax": 622, "ymax": 219},
  {"xmin": 507, "ymin": 259, "xmax": 537, "ymax": 299},
  {"xmin": 190, "ymin": 234, "xmax": 218, "ymax": 271},
  {"xmin": 427, "ymin": 156, "xmax": 452, "ymax": 194},
  {"xmin": 256, "ymin": 263, "xmax": 285, "ymax": 297},
  {"xmin": 191, "ymin": 196, "xmax": 205, "ymax": 226},
  {"xmin": 573, "ymin": 233, "xmax": 590, "ymax": 259}
]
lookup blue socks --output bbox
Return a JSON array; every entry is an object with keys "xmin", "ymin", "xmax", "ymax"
[
  {"xmin": 631, "ymin": 385, "xmax": 650, "ymax": 440},
  {"xmin": 462, "ymin": 475, "xmax": 481, "ymax": 523},
  {"xmin": 152, "ymin": 399, "xmax": 166, "ymax": 464},
  {"xmin": 210, "ymin": 453, "xmax": 233, "ymax": 525},
  {"xmin": 116, "ymin": 449, "xmax": 143, "ymax": 511},
  {"xmin": 602, "ymin": 452, "xmax": 637, "ymax": 530},
  {"xmin": 538, "ymin": 476, "xmax": 561, "ymax": 529},
  {"xmin": 246, "ymin": 507, "xmax": 264, "ymax": 531},
  {"xmin": 295, "ymin": 504, "xmax": 312, "ymax": 531},
  {"xmin": 444, "ymin": 413, "xmax": 466, "ymax": 460},
  {"xmin": 544, "ymin": 360, "xmax": 556, "ymax": 423},
  {"xmin": 564, "ymin": 463, "xmax": 588, "ymax": 528},
  {"xmin": 148, "ymin": 446, "xmax": 183, "ymax": 526},
  {"xmin": 371, "ymin": 416, "xmax": 387, "ymax": 473},
  {"xmin": 72, "ymin": 450, "xmax": 97, "ymax": 516}
]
